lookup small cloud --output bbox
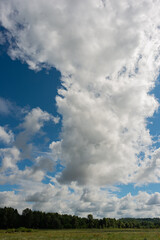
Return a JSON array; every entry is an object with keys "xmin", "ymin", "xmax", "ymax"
[
  {"xmin": 0, "ymin": 97, "xmax": 25, "ymax": 117},
  {"xmin": 52, "ymin": 116, "xmax": 60, "ymax": 124},
  {"xmin": 20, "ymin": 107, "xmax": 58, "ymax": 134},
  {"xmin": 15, "ymin": 107, "xmax": 59, "ymax": 160},
  {"xmin": 0, "ymin": 97, "xmax": 12, "ymax": 115},
  {"xmin": 0, "ymin": 126, "xmax": 14, "ymax": 144}
]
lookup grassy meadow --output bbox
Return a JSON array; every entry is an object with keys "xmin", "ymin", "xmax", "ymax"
[{"xmin": 0, "ymin": 229, "xmax": 160, "ymax": 240}]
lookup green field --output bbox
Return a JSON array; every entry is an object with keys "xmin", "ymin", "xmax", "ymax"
[{"xmin": 0, "ymin": 229, "xmax": 160, "ymax": 240}]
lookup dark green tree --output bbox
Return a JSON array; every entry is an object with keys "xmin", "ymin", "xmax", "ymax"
[{"xmin": 87, "ymin": 214, "xmax": 94, "ymax": 228}]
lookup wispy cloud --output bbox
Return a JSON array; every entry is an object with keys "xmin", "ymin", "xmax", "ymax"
[
  {"xmin": 0, "ymin": 97, "xmax": 26, "ymax": 117},
  {"xmin": 0, "ymin": 97, "xmax": 13, "ymax": 115}
]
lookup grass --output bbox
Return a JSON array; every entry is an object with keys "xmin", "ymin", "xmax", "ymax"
[{"xmin": 0, "ymin": 228, "xmax": 160, "ymax": 240}]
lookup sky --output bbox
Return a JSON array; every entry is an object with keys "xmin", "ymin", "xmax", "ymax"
[{"xmin": 1, "ymin": 0, "xmax": 160, "ymax": 219}]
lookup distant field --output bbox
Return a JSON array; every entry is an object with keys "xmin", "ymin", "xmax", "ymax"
[{"xmin": 0, "ymin": 229, "xmax": 160, "ymax": 240}]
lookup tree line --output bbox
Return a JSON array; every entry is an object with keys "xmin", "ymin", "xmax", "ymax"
[{"xmin": 0, "ymin": 207, "xmax": 160, "ymax": 229}]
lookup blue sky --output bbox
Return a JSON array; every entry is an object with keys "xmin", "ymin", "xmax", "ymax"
[
  {"xmin": 0, "ymin": 47, "xmax": 61, "ymax": 140},
  {"xmin": 1, "ymin": 0, "xmax": 160, "ymax": 218}
]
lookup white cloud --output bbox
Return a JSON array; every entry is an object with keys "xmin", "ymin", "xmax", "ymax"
[
  {"xmin": 0, "ymin": 0, "xmax": 160, "ymax": 188},
  {"xmin": 0, "ymin": 146, "xmax": 20, "ymax": 170},
  {"xmin": 1, "ymin": 181, "xmax": 160, "ymax": 218},
  {"xmin": 15, "ymin": 107, "xmax": 59, "ymax": 160},
  {"xmin": 0, "ymin": 191, "xmax": 27, "ymax": 212},
  {"xmin": 20, "ymin": 107, "xmax": 59, "ymax": 134},
  {"xmin": 0, "ymin": 107, "xmax": 58, "ymax": 187},
  {"xmin": 49, "ymin": 140, "xmax": 62, "ymax": 161},
  {"xmin": 147, "ymin": 192, "xmax": 160, "ymax": 205},
  {"xmin": 22, "ymin": 182, "xmax": 158, "ymax": 218},
  {"xmin": 133, "ymin": 148, "xmax": 160, "ymax": 185},
  {"xmin": 0, "ymin": 126, "xmax": 14, "ymax": 144}
]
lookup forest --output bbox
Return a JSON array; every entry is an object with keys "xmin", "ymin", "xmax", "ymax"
[{"xmin": 0, "ymin": 207, "xmax": 160, "ymax": 229}]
